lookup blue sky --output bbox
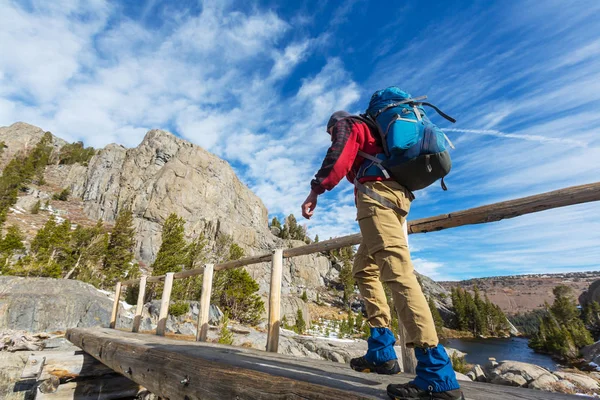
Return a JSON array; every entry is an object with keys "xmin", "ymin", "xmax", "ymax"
[{"xmin": 1, "ymin": 0, "xmax": 599, "ymax": 280}]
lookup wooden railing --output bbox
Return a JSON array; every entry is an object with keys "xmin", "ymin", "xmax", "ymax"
[{"xmin": 109, "ymin": 182, "xmax": 600, "ymax": 372}]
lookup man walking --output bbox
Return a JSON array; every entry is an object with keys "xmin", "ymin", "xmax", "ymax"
[{"xmin": 301, "ymin": 111, "xmax": 463, "ymax": 399}]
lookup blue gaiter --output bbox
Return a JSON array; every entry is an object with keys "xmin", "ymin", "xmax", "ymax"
[
  {"xmin": 364, "ymin": 327, "xmax": 398, "ymax": 365},
  {"xmin": 412, "ymin": 345, "xmax": 460, "ymax": 392}
]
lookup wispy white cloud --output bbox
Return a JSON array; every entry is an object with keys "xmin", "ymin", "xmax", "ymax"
[{"xmin": 444, "ymin": 128, "xmax": 588, "ymax": 148}]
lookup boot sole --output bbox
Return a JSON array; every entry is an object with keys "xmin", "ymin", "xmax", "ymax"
[
  {"xmin": 351, "ymin": 366, "xmax": 400, "ymax": 375},
  {"xmin": 387, "ymin": 392, "xmax": 466, "ymax": 400}
]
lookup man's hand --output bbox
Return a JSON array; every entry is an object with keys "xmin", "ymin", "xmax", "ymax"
[{"xmin": 301, "ymin": 190, "xmax": 319, "ymax": 219}]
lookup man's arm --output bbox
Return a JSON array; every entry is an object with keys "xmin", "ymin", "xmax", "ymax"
[{"xmin": 302, "ymin": 119, "xmax": 362, "ymax": 219}]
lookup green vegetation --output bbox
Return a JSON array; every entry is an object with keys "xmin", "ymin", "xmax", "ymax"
[
  {"xmin": 272, "ymin": 214, "xmax": 308, "ymax": 242},
  {"xmin": 218, "ymin": 312, "xmax": 234, "ymax": 345},
  {"xmin": 450, "ymin": 352, "xmax": 470, "ymax": 374},
  {"xmin": 301, "ymin": 290, "xmax": 308, "ymax": 302},
  {"xmin": 529, "ymin": 285, "xmax": 593, "ymax": 360},
  {"xmin": 330, "ymin": 246, "xmax": 355, "ymax": 306},
  {"xmin": 583, "ymin": 300, "xmax": 600, "ymax": 340},
  {"xmin": 31, "ymin": 200, "xmax": 41, "ymax": 214},
  {"xmin": 450, "ymin": 286, "xmax": 509, "ymax": 336},
  {"xmin": 57, "ymin": 141, "xmax": 96, "ymax": 165},
  {"xmin": 295, "ymin": 309, "xmax": 306, "ymax": 334},
  {"xmin": 428, "ymin": 297, "xmax": 445, "ymax": 338},
  {"xmin": 509, "ymin": 309, "xmax": 546, "ymax": 337},
  {"xmin": 0, "ymin": 133, "xmax": 53, "ymax": 225},
  {"xmin": 52, "ymin": 188, "xmax": 70, "ymax": 201},
  {"xmin": 103, "ymin": 208, "xmax": 137, "ymax": 287},
  {"xmin": 212, "ymin": 268, "xmax": 264, "ymax": 325},
  {"xmin": 169, "ymin": 301, "xmax": 190, "ymax": 317},
  {"xmin": 0, "ymin": 216, "xmax": 122, "ymax": 288}
]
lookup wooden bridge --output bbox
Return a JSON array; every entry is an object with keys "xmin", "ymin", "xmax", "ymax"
[{"xmin": 29, "ymin": 182, "xmax": 600, "ymax": 399}]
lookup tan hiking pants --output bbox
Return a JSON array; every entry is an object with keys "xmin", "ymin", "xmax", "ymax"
[{"xmin": 353, "ymin": 181, "xmax": 439, "ymax": 348}]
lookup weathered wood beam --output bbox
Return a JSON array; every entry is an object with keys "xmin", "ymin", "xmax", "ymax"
[
  {"xmin": 407, "ymin": 181, "xmax": 600, "ymax": 234},
  {"xmin": 266, "ymin": 249, "xmax": 283, "ymax": 353},
  {"xmin": 196, "ymin": 264, "xmax": 214, "ymax": 342},
  {"xmin": 109, "ymin": 282, "xmax": 121, "ymax": 329},
  {"xmin": 118, "ymin": 181, "xmax": 600, "ymax": 287},
  {"xmin": 36, "ymin": 374, "xmax": 140, "ymax": 400},
  {"xmin": 67, "ymin": 328, "xmax": 582, "ymax": 400},
  {"xmin": 132, "ymin": 275, "xmax": 147, "ymax": 333},
  {"xmin": 156, "ymin": 272, "xmax": 174, "ymax": 336}
]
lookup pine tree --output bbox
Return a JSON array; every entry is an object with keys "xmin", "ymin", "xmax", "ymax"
[
  {"xmin": 103, "ymin": 208, "xmax": 136, "ymax": 287},
  {"xmin": 31, "ymin": 200, "xmax": 41, "ymax": 214},
  {"xmin": 584, "ymin": 301, "xmax": 600, "ymax": 340},
  {"xmin": 301, "ymin": 290, "xmax": 308, "ymax": 302},
  {"xmin": 0, "ymin": 225, "xmax": 25, "ymax": 273},
  {"xmin": 270, "ymin": 217, "xmax": 281, "ymax": 230},
  {"xmin": 529, "ymin": 286, "xmax": 593, "ymax": 360},
  {"xmin": 295, "ymin": 309, "xmax": 306, "ymax": 334},
  {"xmin": 218, "ymin": 312, "xmax": 234, "ymax": 345},
  {"xmin": 355, "ymin": 311, "xmax": 364, "ymax": 332},
  {"xmin": 347, "ymin": 311, "xmax": 355, "ymax": 334},
  {"xmin": 314, "ymin": 235, "xmax": 319, "ymax": 243},
  {"xmin": 152, "ymin": 213, "xmax": 187, "ymax": 277}
]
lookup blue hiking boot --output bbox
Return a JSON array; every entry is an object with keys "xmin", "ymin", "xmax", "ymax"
[
  {"xmin": 351, "ymin": 327, "xmax": 400, "ymax": 374},
  {"xmin": 387, "ymin": 344, "xmax": 463, "ymax": 399},
  {"xmin": 350, "ymin": 356, "xmax": 401, "ymax": 374}
]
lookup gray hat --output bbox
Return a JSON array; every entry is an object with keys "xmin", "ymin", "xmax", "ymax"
[{"xmin": 326, "ymin": 111, "xmax": 351, "ymax": 132}]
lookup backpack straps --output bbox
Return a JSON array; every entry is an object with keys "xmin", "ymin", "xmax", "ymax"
[
  {"xmin": 354, "ymin": 179, "xmax": 408, "ymax": 217},
  {"xmin": 370, "ymin": 95, "xmax": 456, "ymax": 124},
  {"xmin": 418, "ymin": 102, "xmax": 456, "ymax": 123},
  {"xmin": 357, "ymin": 151, "xmax": 390, "ymax": 179}
]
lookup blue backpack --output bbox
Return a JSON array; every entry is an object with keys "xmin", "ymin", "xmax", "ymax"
[{"xmin": 358, "ymin": 87, "xmax": 456, "ymax": 191}]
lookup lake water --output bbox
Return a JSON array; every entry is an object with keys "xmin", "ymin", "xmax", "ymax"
[{"xmin": 443, "ymin": 337, "xmax": 559, "ymax": 371}]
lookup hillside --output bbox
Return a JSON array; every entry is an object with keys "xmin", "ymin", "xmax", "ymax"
[{"xmin": 440, "ymin": 271, "xmax": 600, "ymax": 314}]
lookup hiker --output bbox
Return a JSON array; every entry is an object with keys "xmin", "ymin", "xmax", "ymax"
[{"xmin": 301, "ymin": 107, "xmax": 463, "ymax": 399}]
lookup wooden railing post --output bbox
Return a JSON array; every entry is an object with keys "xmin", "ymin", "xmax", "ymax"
[
  {"xmin": 400, "ymin": 219, "xmax": 418, "ymax": 373},
  {"xmin": 109, "ymin": 282, "xmax": 122, "ymax": 329},
  {"xmin": 196, "ymin": 264, "xmax": 214, "ymax": 342},
  {"xmin": 132, "ymin": 275, "xmax": 147, "ymax": 333},
  {"xmin": 156, "ymin": 272, "xmax": 174, "ymax": 336},
  {"xmin": 266, "ymin": 249, "xmax": 283, "ymax": 353}
]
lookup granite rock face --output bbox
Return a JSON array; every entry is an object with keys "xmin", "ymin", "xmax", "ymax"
[
  {"xmin": 0, "ymin": 276, "xmax": 131, "ymax": 332},
  {"xmin": 67, "ymin": 129, "xmax": 272, "ymax": 264}
]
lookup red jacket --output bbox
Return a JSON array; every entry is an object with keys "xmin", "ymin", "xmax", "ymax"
[{"xmin": 310, "ymin": 117, "xmax": 390, "ymax": 195}]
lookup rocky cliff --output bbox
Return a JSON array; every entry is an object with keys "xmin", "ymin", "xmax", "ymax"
[{"xmin": 0, "ymin": 122, "xmax": 338, "ymax": 322}]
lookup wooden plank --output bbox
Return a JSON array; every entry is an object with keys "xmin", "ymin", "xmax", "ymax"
[
  {"xmin": 39, "ymin": 352, "xmax": 114, "ymax": 381},
  {"xmin": 266, "ymin": 249, "xmax": 283, "ymax": 353},
  {"xmin": 156, "ymin": 272, "xmax": 174, "ymax": 336},
  {"xmin": 36, "ymin": 374, "xmax": 140, "ymax": 400},
  {"xmin": 407, "ymin": 182, "xmax": 600, "ymax": 234},
  {"xmin": 132, "ymin": 275, "xmax": 147, "ymax": 333},
  {"xmin": 196, "ymin": 264, "xmax": 214, "ymax": 342},
  {"xmin": 119, "ymin": 182, "xmax": 600, "ymax": 287},
  {"xmin": 109, "ymin": 282, "xmax": 121, "ymax": 329},
  {"xmin": 20, "ymin": 355, "xmax": 45, "ymax": 379},
  {"xmin": 66, "ymin": 328, "xmax": 582, "ymax": 400}
]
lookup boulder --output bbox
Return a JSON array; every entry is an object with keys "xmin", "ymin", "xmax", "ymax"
[
  {"xmin": 582, "ymin": 340, "xmax": 600, "ymax": 366},
  {"xmin": 455, "ymin": 372, "xmax": 472, "ymax": 382},
  {"xmin": 466, "ymin": 364, "xmax": 487, "ymax": 382},
  {"xmin": 528, "ymin": 373, "xmax": 559, "ymax": 391},
  {"xmin": 553, "ymin": 371, "xmax": 600, "ymax": 391},
  {"xmin": 491, "ymin": 372, "xmax": 528, "ymax": 387},
  {"xmin": 487, "ymin": 360, "xmax": 550, "ymax": 387},
  {"xmin": 0, "ymin": 276, "xmax": 132, "ymax": 332}
]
